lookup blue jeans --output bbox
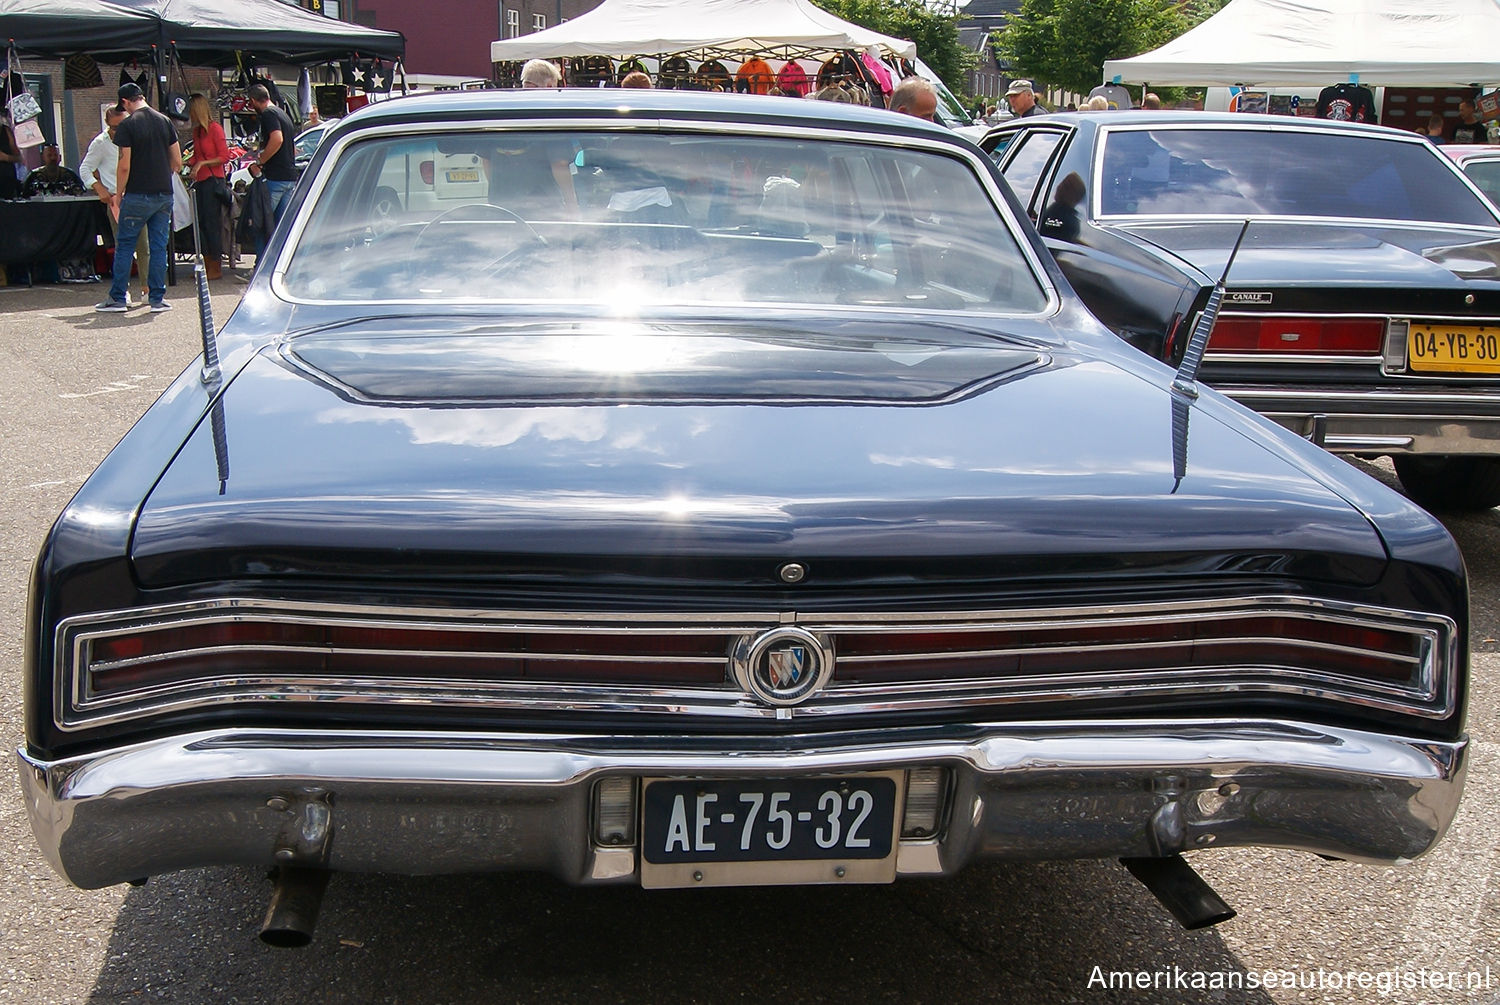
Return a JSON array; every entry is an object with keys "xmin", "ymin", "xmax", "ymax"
[
  {"xmin": 109, "ymin": 191, "xmax": 172, "ymax": 305},
  {"xmin": 254, "ymin": 179, "xmax": 297, "ymax": 262}
]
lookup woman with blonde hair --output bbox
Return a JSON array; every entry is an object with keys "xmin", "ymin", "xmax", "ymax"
[{"xmin": 185, "ymin": 93, "xmax": 230, "ymax": 278}]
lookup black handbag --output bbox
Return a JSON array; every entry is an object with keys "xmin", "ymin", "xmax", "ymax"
[
  {"xmin": 314, "ymin": 84, "xmax": 347, "ymax": 120},
  {"xmin": 163, "ymin": 45, "xmax": 190, "ymax": 121}
]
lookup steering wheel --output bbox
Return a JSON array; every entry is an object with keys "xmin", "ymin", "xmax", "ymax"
[
  {"xmin": 409, "ymin": 203, "xmax": 547, "ymax": 284},
  {"xmin": 368, "ymin": 186, "xmax": 402, "ymax": 238}
]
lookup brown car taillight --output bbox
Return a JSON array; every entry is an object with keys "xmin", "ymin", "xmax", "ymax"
[{"xmin": 1209, "ymin": 316, "xmax": 1386, "ymax": 355}]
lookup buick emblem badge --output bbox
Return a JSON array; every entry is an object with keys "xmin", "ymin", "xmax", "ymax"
[
  {"xmin": 767, "ymin": 645, "xmax": 807, "ymax": 688},
  {"xmin": 732, "ymin": 627, "xmax": 834, "ymax": 707}
]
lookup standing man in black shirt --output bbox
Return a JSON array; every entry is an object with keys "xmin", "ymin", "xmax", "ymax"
[
  {"xmin": 248, "ymin": 83, "xmax": 298, "ymax": 260},
  {"xmin": 97, "ymin": 81, "xmax": 182, "ymax": 313},
  {"xmin": 1451, "ymin": 99, "xmax": 1487, "ymax": 144}
]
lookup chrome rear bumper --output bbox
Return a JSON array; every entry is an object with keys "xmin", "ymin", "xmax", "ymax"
[
  {"xmin": 1225, "ymin": 386, "xmax": 1500, "ymax": 455},
  {"xmin": 17, "ymin": 719, "xmax": 1468, "ymax": 890}
]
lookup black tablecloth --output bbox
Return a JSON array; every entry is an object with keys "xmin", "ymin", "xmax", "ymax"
[{"xmin": 0, "ymin": 196, "xmax": 111, "ymax": 265}]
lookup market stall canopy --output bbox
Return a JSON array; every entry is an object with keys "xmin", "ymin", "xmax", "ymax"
[
  {"xmin": 1, "ymin": 0, "xmax": 404, "ymax": 66},
  {"xmin": 489, "ymin": 0, "xmax": 916, "ymax": 64},
  {"xmin": 1102, "ymin": 0, "xmax": 1500, "ymax": 87}
]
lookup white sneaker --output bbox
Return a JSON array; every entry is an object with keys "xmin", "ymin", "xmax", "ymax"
[
  {"xmin": 149, "ymin": 300, "xmax": 173, "ymax": 313},
  {"xmin": 94, "ymin": 300, "xmax": 129, "ymax": 313}
]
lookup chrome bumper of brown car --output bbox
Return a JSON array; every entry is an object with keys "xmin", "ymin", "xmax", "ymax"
[
  {"xmin": 1227, "ymin": 387, "xmax": 1500, "ymax": 454},
  {"xmin": 17, "ymin": 719, "xmax": 1468, "ymax": 890}
]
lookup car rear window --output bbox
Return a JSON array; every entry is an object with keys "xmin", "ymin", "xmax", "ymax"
[
  {"xmin": 999, "ymin": 130, "xmax": 1063, "ymax": 208},
  {"xmin": 280, "ymin": 129, "xmax": 1048, "ymax": 314},
  {"xmin": 1098, "ymin": 127, "xmax": 1499, "ymax": 225},
  {"xmin": 1463, "ymin": 159, "xmax": 1500, "ymax": 208}
]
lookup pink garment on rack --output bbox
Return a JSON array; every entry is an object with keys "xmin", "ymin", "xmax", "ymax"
[{"xmin": 860, "ymin": 52, "xmax": 894, "ymax": 94}]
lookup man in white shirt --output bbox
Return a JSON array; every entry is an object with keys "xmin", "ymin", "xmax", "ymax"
[{"xmin": 79, "ymin": 103, "xmax": 149, "ymax": 298}]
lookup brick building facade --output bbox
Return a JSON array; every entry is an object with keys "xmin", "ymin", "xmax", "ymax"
[{"xmin": 346, "ymin": 0, "xmax": 603, "ymax": 80}]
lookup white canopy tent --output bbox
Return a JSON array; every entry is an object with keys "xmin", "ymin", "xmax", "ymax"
[
  {"xmin": 489, "ymin": 0, "xmax": 917, "ymax": 64},
  {"xmin": 1102, "ymin": 0, "xmax": 1500, "ymax": 87}
]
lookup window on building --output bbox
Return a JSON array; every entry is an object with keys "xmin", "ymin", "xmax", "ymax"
[
  {"xmin": 505, "ymin": 7, "xmax": 519, "ymax": 37},
  {"xmin": 533, "ymin": 13, "xmax": 546, "ymax": 30}
]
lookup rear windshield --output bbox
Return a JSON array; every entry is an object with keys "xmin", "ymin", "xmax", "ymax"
[
  {"xmin": 280, "ymin": 129, "xmax": 1047, "ymax": 314},
  {"xmin": 1098, "ymin": 127, "xmax": 1499, "ymax": 225}
]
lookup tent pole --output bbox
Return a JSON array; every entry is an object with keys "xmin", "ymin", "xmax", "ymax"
[{"xmin": 151, "ymin": 39, "xmax": 178, "ymax": 289}]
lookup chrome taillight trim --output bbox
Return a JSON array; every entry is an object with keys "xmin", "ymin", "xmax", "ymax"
[{"xmin": 53, "ymin": 596, "xmax": 1458, "ymax": 729}]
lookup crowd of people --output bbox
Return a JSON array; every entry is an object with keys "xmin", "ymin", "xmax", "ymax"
[{"xmin": 5, "ymin": 56, "xmax": 1495, "ymax": 299}]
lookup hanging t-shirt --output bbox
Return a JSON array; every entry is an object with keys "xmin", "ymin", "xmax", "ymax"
[
  {"xmin": 817, "ymin": 53, "xmax": 861, "ymax": 90},
  {"xmin": 736, "ymin": 59, "xmax": 774, "ymax": 95},
  {"xmin": 569, "ymin": 55, "xmax": 613, "ymax": 87},
  {"xmin": 659, "ymin": 57, "xmax": 694, "ymax": 90},
  {"xmin": 118, "ymin": 65, "xmax": 152, "ymax": 102},
  {"xmin": 1316, "ymin": 84, "xmax": 1377, "ymax": 123},
  {"xmin": 859, "ymin": 52, "xmax": 893, "ymax": 96},
  {"xmin": 697, "ymin": 60, "xmax": 732, "ymax": 92},
  {"xmin": 617, "ymin": 59, "xmax": 647, "ymax": 84},
  {"xmin": 776, "ymin": 61, "xmax": 810, "ymax": 97}
]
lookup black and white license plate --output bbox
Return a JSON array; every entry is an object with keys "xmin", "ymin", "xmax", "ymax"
[{"xmin": 638, "ymin": 773, "xmax": 903, "ymax": 889}]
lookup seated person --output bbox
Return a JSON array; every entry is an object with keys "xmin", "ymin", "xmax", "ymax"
[
  {"xmin": 484, "ymin": 135, "xmax": 579, "ymax": 218},
  {"xmin": 1039, "ymin": 172, "xmax": 1086, "ymax": 242},
  {"xmin": 22, "ymin": 143, "xmax": 86, "ymax": 197}
]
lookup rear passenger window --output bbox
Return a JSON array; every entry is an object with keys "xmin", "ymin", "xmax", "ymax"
[
  {"xmin": 1466, "ymin": 162, "xmax": 1500, "ymax": 208},
  {"xmin": 1001, "ymin": 132, "xmax": 1063, "ymax": 209}
]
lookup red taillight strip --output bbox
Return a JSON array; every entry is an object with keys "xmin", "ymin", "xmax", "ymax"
[
  {"xmin": 1208, "ymin": 314, "xmax": 1387, "ymax": 356},
  {"xmin": 56, "ymin": 597, "xmax": 1455, "ymax": 728},
  {"xmin": 833, "ymin": 613, "xmax": 1423, "ymax": 685}
]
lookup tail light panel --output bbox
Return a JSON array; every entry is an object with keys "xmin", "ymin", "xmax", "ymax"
[
  {"xmin": 1208, "ymin": 314, "xmax": 1387, "ymax": 356},
  {"xmin": 52, "ymin": 598, "xmax": 1458, "ymax": 730}
]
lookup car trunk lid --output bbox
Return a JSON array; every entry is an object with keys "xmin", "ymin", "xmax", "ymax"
[{"xmin": 130, "ymin": 319, "xmax": 1391, "ymax": 593}]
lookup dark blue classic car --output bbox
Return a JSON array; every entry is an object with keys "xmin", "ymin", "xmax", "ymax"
[
  {"xmin": 19, "ymin": 91, "xmax": 1469, "ymax": 944},
  {"xmin": 983, "ymin": 113, "xmax": 1500, "ymax": 510}
]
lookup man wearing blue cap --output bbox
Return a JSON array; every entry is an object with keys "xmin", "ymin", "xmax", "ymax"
[{"xmin": 96, "ymin": 81, "xmax": 181, "ymax": 313}]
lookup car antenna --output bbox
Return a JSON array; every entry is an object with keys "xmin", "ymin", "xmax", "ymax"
[
  {"xmin": 188, "ymin": 193, "xmax": 221, "ymax": 385},
  {"xmin": 1171, "ymin": 220, "xmax": 1251, "ymax": 399},
  {"xmin": 187, "ymin": 197, "xmax": 229, "ymax": 492}
]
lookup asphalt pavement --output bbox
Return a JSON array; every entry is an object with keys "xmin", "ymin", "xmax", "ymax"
[{"xmin": 1, "ymin": 279, "xmax": 1496, "ymax": 1004}]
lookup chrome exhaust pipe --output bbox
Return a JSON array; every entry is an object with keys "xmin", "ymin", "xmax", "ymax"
[
  {"xmin": 1121, "ymin": 855, "xmax": 1236, "ymax": 930},
  {"xmin": 259, "ymin": 867, "xmax": 331, "ymax": 948}
]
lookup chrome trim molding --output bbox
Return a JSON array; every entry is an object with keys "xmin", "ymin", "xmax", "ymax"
[
  {"xmin": 53, "ymin": 596, "xmax": 1458, "ymax": 730},
  {"xmin": 17, "ymin": 720, "xmax": 1469, "ymax": 888},
  {"xmin": 1205, "ymin": 354, "xmax": 1382, "ymax": 366}
]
